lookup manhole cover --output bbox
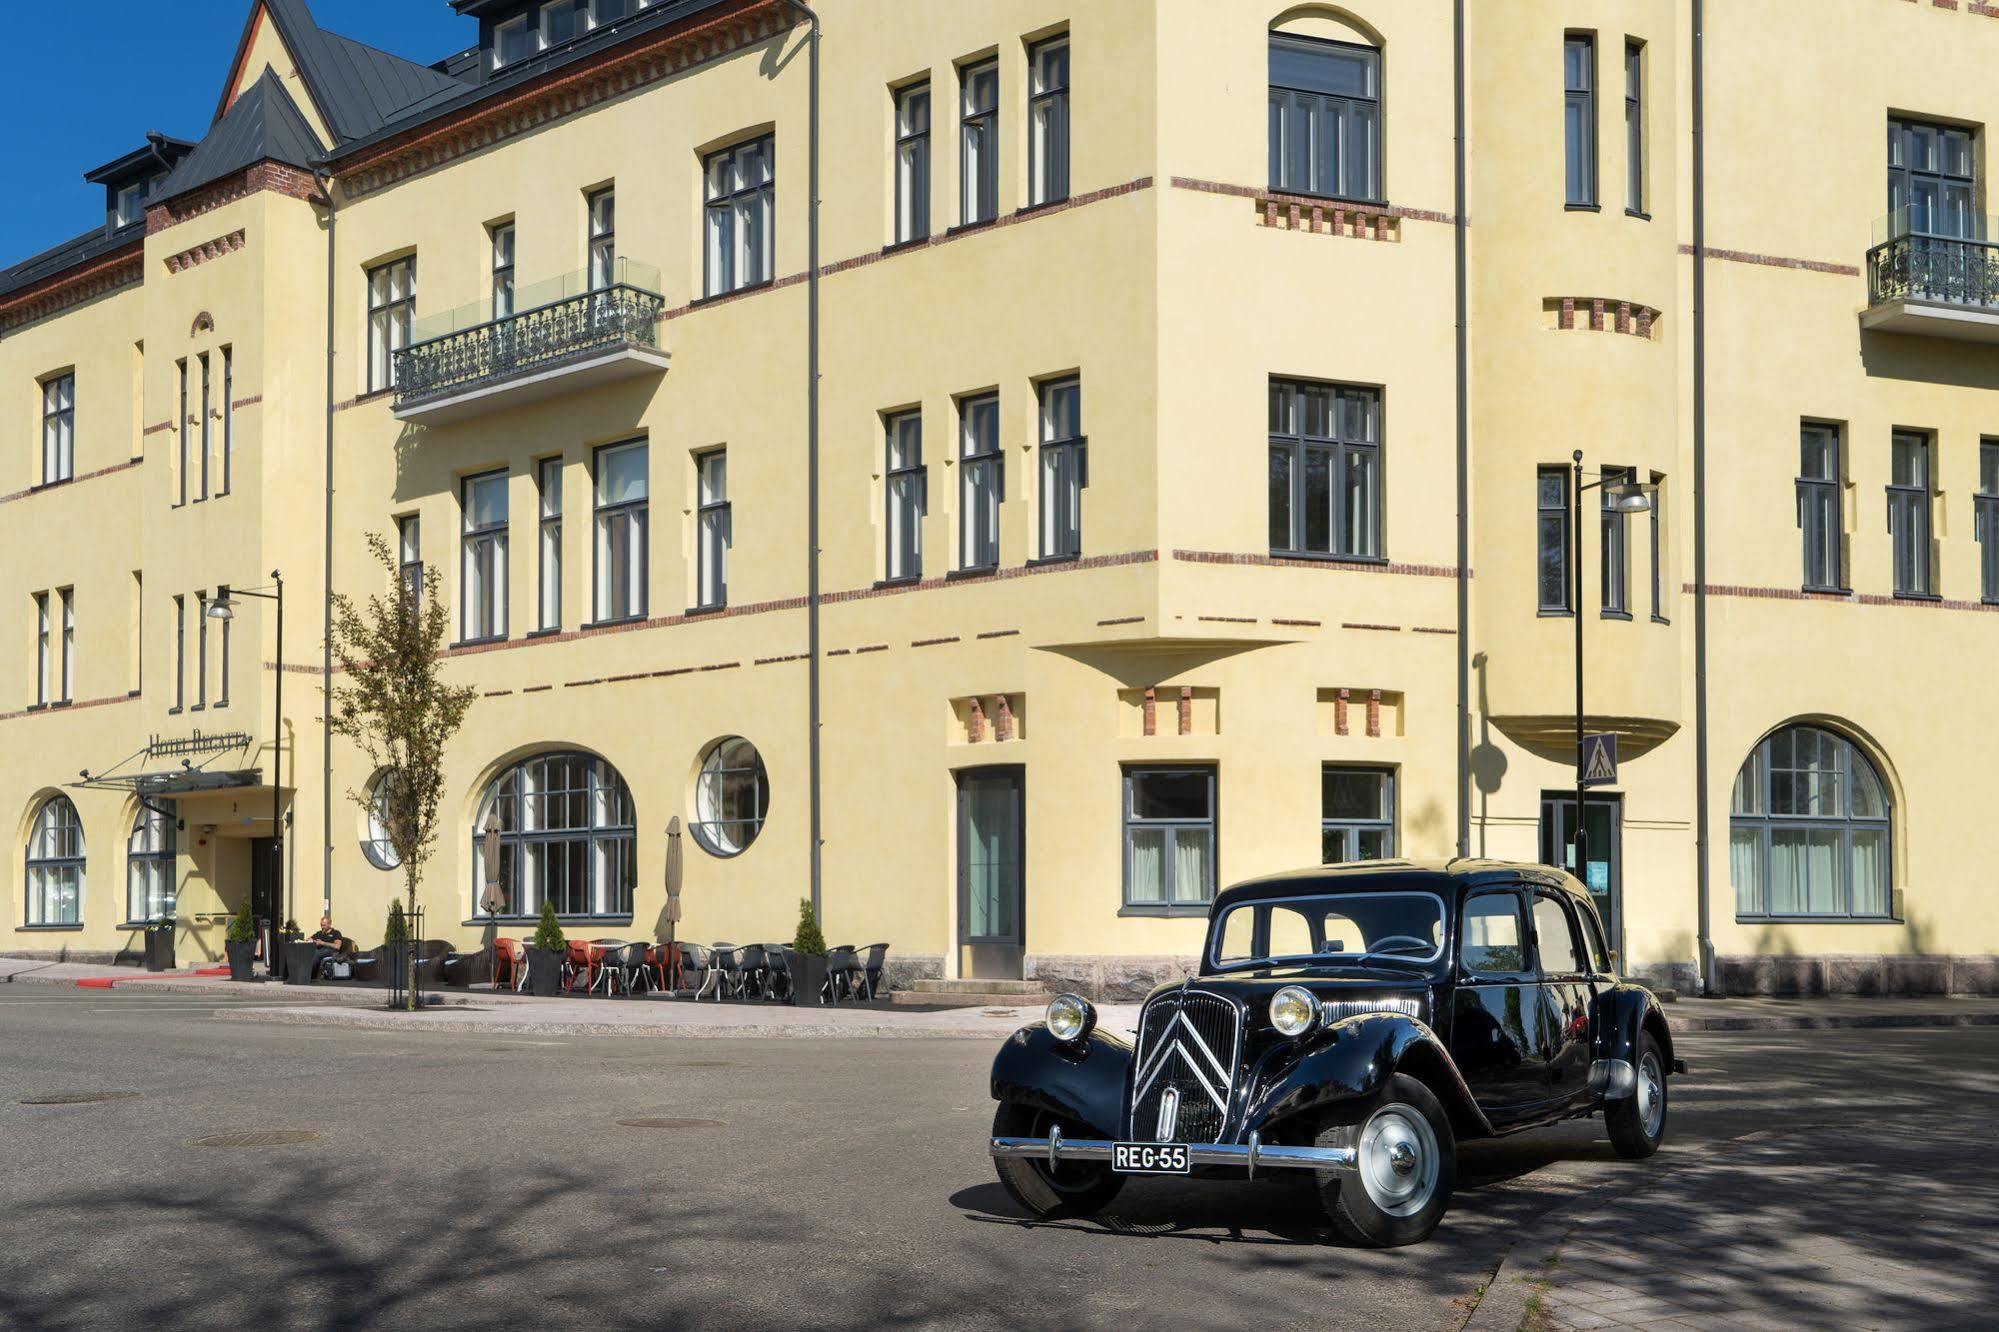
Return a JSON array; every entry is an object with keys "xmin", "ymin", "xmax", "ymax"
[
  {"xmin": 191, "ymin": 1130, "xmax": 320, "ymax": 1148},
  {"xmin": 617, "ymin": 1118, "xmax": 725, "ymax": 1130},
  {"xmin": 20, "ymin": 1091, "xmax": 140, "ymax": 1106}
]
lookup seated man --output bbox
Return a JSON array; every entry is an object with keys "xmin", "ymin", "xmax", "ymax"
[{"xmin": 307, "ymin": 913, "xmax": 350, "ymax": 978}]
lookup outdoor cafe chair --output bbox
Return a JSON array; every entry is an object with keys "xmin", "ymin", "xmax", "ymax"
[
  {"xmin": 492, "ymin": 938, "xmax": 527, "ymax": 992},
  {"xmin": 588, "ymin": 940, "xmax": 630, "ymax": 996},
  {"xmin": 828, "ymin": 945, "xmax": 864, "ymax": 1002},
  {"xmin": 617, "ymin": 942, "xmax": 653, "ymax": 995},
  {"xmin": 737, "ymin": 944, "xmax": 770, "ymax": 999},
  {"xmin": 761, "ymin": 944, "xmax": 794, "ymax": 1002},
  {"xmin": 860, "ymin": 943, "xmax": 889, "ymax": 1000},
  {"xmin": 675, "ymin": 941, "xmax": 711, "ymax": 996},
  {"xmin": 704, "ymin": 944, "xmax": 741, "ymax": 1002}
]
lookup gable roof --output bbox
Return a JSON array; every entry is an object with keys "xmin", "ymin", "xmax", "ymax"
[{"xmin": 157, "ymin": 69, "xmax": 325, "ymax": 205}]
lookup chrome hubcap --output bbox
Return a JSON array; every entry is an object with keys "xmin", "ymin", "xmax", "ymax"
[
  {"xmin": 1358, "ymin": 1104, "xmax": 1440, "ymax": 1218},
  {"xmin": 1638, "ymin": 1052, "xmax": 1665, "ymax": 1139}
]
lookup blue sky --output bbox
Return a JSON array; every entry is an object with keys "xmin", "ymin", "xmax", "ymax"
[{"xmin": 0, "ymin": 1, "xmax": 475, "ymax": 268}]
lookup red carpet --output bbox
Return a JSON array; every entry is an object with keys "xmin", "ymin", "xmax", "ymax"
[{"xmin": 74, "ymin": 965, "xmax": 233, "ymax": 989}]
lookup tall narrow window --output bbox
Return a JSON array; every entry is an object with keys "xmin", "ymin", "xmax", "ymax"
[
  {"xmin": 703, "ymin": 137, "xmax": 774, "ymax": 297},
  {"xmin": 959, "ymin": 393, "xmax": 1002, "ymax": 570},
  {"xmin": 132, "ymin": 570, "xmax": 143, "ymax": 693},
  {"xmin": 1028, "ymin": 35, "xmax": 1070, "ymax": 207},
  {"xmin": 1648, "ymin": 472, "xmax": 1667, "ymax": 621},
  {"xmin": 895, "ymin": 81, "xmax": 931, "ymax": 243},
  {"xmin": 1037, "ymin": 376, "xmax": 1084, "ymax": 560},
  {"xmin": 696, "ymin": 451, "xmax": 730, "ymax": 609},
  {"xmin": 1888, "ymin": 117, "xmax": 1977, "ymax": 239},
  {"xmin": 1322, "ymin": 767, "xmax": 1395, "ymax": 863},
  {"xmin": 492, "ymin": 222, "xmax": 516, "ymax": 318},
  {"xmin": 1564, "ymin": 35, "xmax": 1597, "ymax": 207},
  {"xmin": 176, "ymin": 360, "xmax": 188, "ymax": 505},
  {"xmin": 194, "ymin": 591, "xmax": 209, "ymax": 708},
  {"xmin": 1798, "ymin": 423, "xmax": 1843, "ymax": 591},
  {"xmin": 1624, "ymin": 41, "xmax": 1643, "ymax": 213},
  {"xmin": 1268, "ymin": 379, "xmax": 1382, "ymax": 560},
  {"xmin": 197, "ymin": 352, "xmax": 211, "ymax": 501},
  {"xmin": 397, "ymin": 514, "xmax": 424, "ymax": 609},
  {"xmin": 1123, "ymin": 767, "xmax": 1217, "ymax": 910},
  {"xmin": 594, "ymin": 440, "xmax": 649, "ymax": 621},
  {"xmin": 33, "ymin": 592, "xmax": 50, "ymax": 706},
  {"xmin": 1267, "ymin": 33, "xmax": 1382, "ymax": 201},
  {"xmin": 587, "ymin": 189, "xmax": 616, "ymax": 290},
  {"xmin": 41, "ymin": 373, "xmax": 74, "ymax": 485},
  {"xmin": 885, "ymin": 410, "xmax": 925, "ymax": 580},
  {"xmin": 128, "ymin": 802, "xmax": 178, "ymax": 924},
  {"xmin": 367, "ymin": 255, "xmax": 415, "ymax": 393},
  {"xmin": 538, "ymin": 457, "xmax": 563, "ymax": 631},
  {"xmin": 461, "ymin": 470, "xmax": 510, "ymax": 641},
  {"xmin": 220, "ymin": 346, "xmax": 233, "ymax": 495},
  {"xmin": 1538, "ymin": 467, "xmax": 1571, "ymax": 612},
  {"xmin": 1601, "ymin": 465, "xmax": 1631, "ymax": 616},
  {"xmin": 215, "ymin": 583, "xmax": 230, "ymax": 707},
  {"xmin": 960, "ymin": 58, "xmax": 999, "ymax": 225},
  {"xmin": 58, "ymin": 587, "xmax": 74, "ymax": 704},
  {"xmin": 172, "ymin": 594, "xmax": 185, "ymax": 711},
  {"xmin": 1978, "ymin": 440, "xmax": 1999, "ymax": 604},
  {"xmin": 1889, "ymin": 430, "xmax": 1933, "ymax": 597}
]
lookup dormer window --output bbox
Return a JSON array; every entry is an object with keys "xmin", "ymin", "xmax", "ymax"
[
  {"xmin": 494, "ymin": 13, "xmax": 538, "ymax": 68},
  {"xmin": 113, "ymin": 181, "xmax": 146, "ymax": 228},
  {"xmin": 491, "ymin": 0, "xmax": 641, "ymax": 71}
]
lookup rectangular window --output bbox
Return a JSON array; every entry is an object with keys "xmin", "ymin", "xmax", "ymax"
[
  {"xmin": 1267, "ymin": 33, "xmax": 1381, "ymax": 201},
  {"xmin": 194, "ymin": 591, "xmax": 208, "ymax": 709},
  {"xmin": 1322, "ymin": 767, "xmax": 1394, "ymax": 863},
  {"xmin": 895, "ymin": 81, "xmax": 931, "ymax": 243},
  {"xmin": 172, "ymin": 594, "xmax": 185, "ymax": 711},
  {"xmin": 114, "ymin": 180, "xmax": 146, "ymax": 228},
  {"xmin": 461, "ymin": 470, "xmax": 510, "ymax": 641},
  {"xmin": 367, "ymin": 255, "xmax": 415, "ymax": 393},
  {"xmin": 1601, "ymin": 464, "xmax": 1631, "ymax": 616},
  {"xmin": 58, "ymin": 588, "xmax": 73, "ymax": 704},
  {"xmin": 494, "ymin": 13, "xmax": 538, "ymax": 68},
  {"xmin": 538, "ymin": 457, "xmax": 562, "ymax": 631},
  {"xmin": 1037, "ymin": 376, "xmax": 1084, "ymax": 560},
  {"xmin": 587, "ymin": 189, "xmax": 616, "ymax": 290},
  {"xmin": 1268, "ymin": 378, "xmax": 1382, "ymax": 560},
  {"xmin": 1978, "ymin": 439, "xmax": 1999, "ymax": 604},
  {"xmin": 1888, "ymin": 116, "xmax": 1978, "ymax": 239},
  {"xmin": 696, "ymin": 450, "xmax": 730, "ymax": 609},
  {"xmin": 1564, "ymin": 35, "xmax": 1596, "ymax": 207},
  {"xmin": 1028, "ymin": 35, "xmax": 1070, "ymax": 207},
  {"xmin": 1799, "ymin": 423, "xmax": 1843, "ymax": 591},
  {"xmin": 176, "ymin": 360, "xmax": 188, "ymax": 505},
  {"xmin": 594, "ymin": 440, "xmax": 649, "ymax": 621},
  {"xmin": 132, "ymin": 570, "xmax": 143, "ymax": 694},
  {"xmin": 1538, "ymin": 466, "xmax": 1571, "ymax": 612},
  {"xmin": 542, "ymin": 0, "xmax": 586, "ymax": 48},
  {"xmin": 703, "ymin": 137, "xmax": 774, "ymax": 297},
  {"xmin": 960, "ymin": 58, "xmax": 999, "ymax": 224},
  {"xmin": 215, "ymin": 583, "xmax": 230, "ymax": 707},
  {"xmin": 397, "ymin": 514, "xmax": 423, "ymax": 609},
  {"xmin": 41, "ymin": 373, "xmax": 74, "ymax": 485},
  {"xmin": 34, "ymin": 592, "xmax": 50, "ymax": 706},
  {"xmin": 1889, "ymin": 430, "xmax": 1933, "ymax": 596},
  {"xmin": 1648, "ymin": 471, "xmax": 1666, "ymax": 621},
  {"xmin": 959, "ymin": 392, "xmax": 1002, "ymax": 570},
  {"xmin": 885, "ymin": 410, "xmax": 925, "ymax": 580},
  {"xmin": 1624, "ymin": 41, "xmax": 1643, "ymax": 214},
  {"xmin": 492, "ymin": 222, "xmax": 516, "ymax": 318},
  {"xmin": 1124, "ymin": 767, "xmax": 1217, "ymax": 910},
  {"xmin": 197, "ymin": 352, "xmax": 211, "ymax": 501},
  {"xmin": 220, "ymin": 346, "xmax": 233, "ymax": 495}
]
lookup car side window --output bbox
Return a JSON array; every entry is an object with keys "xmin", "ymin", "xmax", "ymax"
[
  {"xmin": 1576, "ymin": 898, "xmax": 1611, "ymax": 973},
  {"xmin": 1532, "ymin": 891, "xmax": 1589, "ymax": 977},
  {"xmin": 1460, "ymin": 890, "xmax": 1529, "ymax": 975}
]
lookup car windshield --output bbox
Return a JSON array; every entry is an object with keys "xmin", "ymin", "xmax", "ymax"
[{"xmin": 1210, "ymin": 892, "xmax": 1446, "ymax": 970}]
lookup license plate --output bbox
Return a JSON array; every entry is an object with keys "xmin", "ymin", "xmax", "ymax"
[{"xmin": 1112, "ymin": 1142, "xmax": 1190, "ymax": 1174}]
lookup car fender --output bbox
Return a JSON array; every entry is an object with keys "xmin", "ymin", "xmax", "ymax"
[
  {"xmin": 1592, "ymin": 983, "xmax": 1675, "ymax": 1071},
  {"xmin": 989, "ymin": 1022, "xmax": 1133, "ymax": 1139},
  {"xmin": 1239, "ymin": 1012, "xmax": 1493, "ymax": 1142}
]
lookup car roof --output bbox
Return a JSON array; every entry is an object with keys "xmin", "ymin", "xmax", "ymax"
[{"xmin": 1210, "ymin": 859, "xmax": 1583, "ymax": 912}]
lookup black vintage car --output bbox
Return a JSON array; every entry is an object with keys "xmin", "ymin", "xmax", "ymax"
[{"xmin": 988, "ymin": 860, "xmax": 1684, "ymax": 1246}]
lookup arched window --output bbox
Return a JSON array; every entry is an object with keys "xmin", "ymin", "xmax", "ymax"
[
  {"xmin": 1269, "ymin": 16, "xmax": 1382, "ymax": 203},
  {"xmin": 26, "ymin": 796, "xmax": 85, "ymax": 925},
  {"xmin": 128, "ymin": 802, "xmax": 177, "ymax": 924},
  {"xmin": 1730, "ymin": 725, "xmax": 1891, "ymax": 920},
  {"xmin": 474, "ymin": 752, "xmax": 635, "ymax": 918},
  {"xmin": 691, "ymin": 736, "xmax": 768, "ymax": 857}
]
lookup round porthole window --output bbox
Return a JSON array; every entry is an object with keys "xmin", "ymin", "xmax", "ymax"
[
  {"xmin": 360, "ymin": 774, "xmax": 400, "ymax": 871},
  {"xmin": 691, "ymin": 737, "xmax": 768, "ymax": 857}
]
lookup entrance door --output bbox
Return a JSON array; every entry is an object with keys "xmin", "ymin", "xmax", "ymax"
[
  {"xmin": 250, "ymin": 836, "xmax": 278, "ymax": 970},
  {"xmin": 1539, "ymin": 793, "xmax": 1623, "ymax": 963},
  {"xmin": 957, "ymin": 767, "xmax": 1024, "ymax": 981}
]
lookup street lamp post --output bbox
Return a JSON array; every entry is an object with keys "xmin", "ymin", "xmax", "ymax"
[{"xmin": 208, "ymin": 572, "xmax": 285, "ymax": 971}]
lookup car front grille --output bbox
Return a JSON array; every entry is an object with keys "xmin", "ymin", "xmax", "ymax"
[{"xmin": 1129, "ymin": 989, "xmax": 1242, "ymax": 1144}]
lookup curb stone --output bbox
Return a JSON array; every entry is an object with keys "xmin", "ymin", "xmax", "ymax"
[{"xmin": 208, "ymin": 1004, "xmax": 1021, "ymax": 1040}]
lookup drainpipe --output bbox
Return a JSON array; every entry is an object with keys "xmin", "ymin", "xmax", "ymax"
[
  {"xmin": 1452, "ymin": 0, "xmax": 1471, "ymax": 859},
  {"xmin": 1690, "ymin": 2, "xmax": 1715, "ymax": 995},
  {"xmin": 777, "ymin": 0, "xmax": 824, "ymax": 923},
  {"xmin": 314, "ymin": 166, "xmax": 338, "ymax": 915}
]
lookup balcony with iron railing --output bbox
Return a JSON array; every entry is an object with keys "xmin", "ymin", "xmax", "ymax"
[
  {"xmin": 1863, "ymin": 209, "xmax": 1999, "ymax": 343},
  {"xmin": 392, "ymin": 259, "xmax": 671, "ymax": 423}
]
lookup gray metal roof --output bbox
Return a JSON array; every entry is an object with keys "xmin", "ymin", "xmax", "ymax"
[
  {"xmin": 0, "ymin": 221, "xmax": 144, "ymax": 303},
  {"xmin": 155, "ymin": 70, "xmax": 325, "ymax": 205}
]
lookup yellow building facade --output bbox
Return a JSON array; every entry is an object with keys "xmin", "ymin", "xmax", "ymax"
[{"xmin": 4, "ymin": 0, "xmax": 1996, "ymax": 997}]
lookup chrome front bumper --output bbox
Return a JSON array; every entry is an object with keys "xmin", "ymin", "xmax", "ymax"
[{"xmin": 990, "ymin": 1126, "xmax": 1357, "ymax": 1175}]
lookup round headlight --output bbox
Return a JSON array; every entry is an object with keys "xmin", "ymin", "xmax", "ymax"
[
  {"xmin": 1269, "ymin": 986, "xmax": 1321, "ymax": 1038},
  {"xmin": 1046, "ymin": 993, "xmax": 1095, "ymax": 1043}
]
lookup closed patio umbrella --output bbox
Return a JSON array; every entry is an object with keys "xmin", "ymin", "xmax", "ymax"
[
  {"xmin": 664, "ymin": 817, "xmax": 684, "ymax": 988},
  {"xmin": 479, "ymin": 810, "xmax": 503, "ymax": 985}
]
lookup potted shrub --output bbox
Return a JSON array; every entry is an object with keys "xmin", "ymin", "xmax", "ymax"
[
  {"xmin": 381, "ymin": 900, "xmax": 411, "ymax": 992},
  {"xmin": 789, "ymin": 898, "xmax": 829, "ymax": 1007},
  {"xmin": 224, "ymin": 898, "xmax": 257, "ymax": 982},
  {"xmin": 527, "ymin": 900, "xmax": 568, "ymax": 997}
]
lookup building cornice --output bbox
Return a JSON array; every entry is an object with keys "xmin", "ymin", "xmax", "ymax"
[{"xmin": 0, "ymin": 244, "xmax": 143, "ymax": 336}]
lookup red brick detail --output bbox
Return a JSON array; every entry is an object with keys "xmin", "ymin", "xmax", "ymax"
[
  {"xmin": 910, "ymin": 635, "xmax": 960, "ymax": 649},
  {"xmin": 1550, "ymin": 297, "xmax": 1660, "ymax": 340},
  {"xmin": 1342, "ymin": 622, "xmax": 1401, "ymax": 632},
  {"xmin": 1173, "ymin": 550, "xmax": 1468, "ymax": 580},
  {"xmin": 1694, "ymin": 581, "xmax": 1999, "ymax": 615},
  {"xmin": 164, "ymin": 230, "xmax": 247, "ymax": 274},
  {"xmin": 1413, "ymin": 626, "xmax": 1458, "ymax": 636},
  {"xmin": 976, "ymin": 629, "xmax": 1019, "ymax": 640},
  {"xmin": 1096, "ymin": 615, "xmax": 1146, "ymax": 626},
  {"xmin": 231, "ymin": 394, "xmax": 263, "ymax": 410},
  {"xmin": 148, "ymin": 161, "xmax": 320, "ymax": 234},
  {"xmin": 0, "ymin": 692, "xmax": 140, "ymax": 727},
  {"xmin": 0, "ymin": 246, "xmax": 143, "ymax": 334},
  {"xmin": 1177, "ymin": 687, "xmax": 1193, "ymax": 737},
  {"xmin": 1678, "ymin": 243, "xmax": 1861, "ymax": 278},
  {"xmin": 1271, "ymin": 617, "xmax": 1321, "ymax": 627},
  {"xmin": 753, "ymin": 653, "xmax": 807, "ymax": 666},
  {"xmin": 1171, "ymin": 176, "xmax": 1456, "ymax": 227},
  {"xmin": 1589, "ymin": 298, "xmax": 1606, "ymax": 331},
  {"xmin": 0, "ymin": 458, "xmax": 142, "ymax": 508},
  {"xmin": 1559, "ymin": 297, "xmax": 1576, "ymax": 330},
  {"xmin": 967, "ymin": 697, "xmax": 985, "ymax": 743},
  {"xmin": 1143, "ymin": 688, "xmax": 1157, "ymax": 737},
  {"xmin": 1197, "ymin": 614, "xmax": 1257, "ymax": 624},
  {"xmin": 1615, "ymin": 301, "xmax": 1632, "ymax": 335},
  {"xmin": 1366, "ymin": 689, "xmax": 1382, "ymax": 739},
  {"xmin": 1636, "ymin": 307, "xmax": 1655, "ymax": 338},
  {"xmin": 995, "ymin": 695, "xmax": 1014, "ymax": 742},
  {"xmin": 1335, "ymin": 689, "xmax": 1350, "ymax": 737},
  {"xmin": 482, "ymin": 689, "xmax": 512, "ymax": 699}
]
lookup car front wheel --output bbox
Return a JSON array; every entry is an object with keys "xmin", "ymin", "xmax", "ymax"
[
  {"xmin": 991, "ymin": 1101, "xmax": 1126, "ymax": 1219},
  {"xmin": 1606, "ymin": 1032, "xmax": 1669, "ymax": 1159},
  {"xmin": 1315, "ymin": 1073, "xmax": 1456, "ymax": 1247}
]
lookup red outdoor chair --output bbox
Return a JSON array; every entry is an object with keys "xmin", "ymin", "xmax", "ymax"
[{"xmin": 493, "ymin": 938, "xmax": 526, "ymax": 992}]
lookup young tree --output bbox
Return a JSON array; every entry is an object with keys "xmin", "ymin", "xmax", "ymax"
[{"xmin": 327, "ymin": 532, "xmax": 476, "ymax": 1010}]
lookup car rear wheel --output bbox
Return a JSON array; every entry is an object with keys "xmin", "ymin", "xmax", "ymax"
[
  {"xmin": 991, "ymin": 1101, "xmax": 1126, "ymax": 1219},
  {"xmin": 1314, "ymin": 1073, "xmax": 1456, "ymax": 1247},
  {"xmin": 1606, "ymin": 1032, "xmax": 1669, "ymax": 1159}
]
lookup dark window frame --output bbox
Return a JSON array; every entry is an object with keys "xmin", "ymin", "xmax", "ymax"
[
  {"xmin": 193, "ymin": 590, "xmax": 208, "ymax": 710},
  {"xmin": 593, "ymin": 439, "xmax": 649, "ymax": 623},
  {"xmin": 1564, "ymin": 33, "xmax": 1597, "ymax": 208},
  {"xmin": 1037, "ymin": 376, "xmax": 1084, "ymax": 560},
  {"xmin": 1121, "ymin": 765, "xmax": 1219, "ymax": 913},
  {"xmin": 57, "ymin": 588, "xmax": 72, "ymax": 704},
  {"xmin": 691, "ymin": 736, "xmax": 769, "ymax": 857},
  {"xmin": 24, "ymin": 794, "xmax": 86, "ymax": 927},
  {"xmin": 41, "ymin": 372, "xmax": 74, "ymax": 486},
  {"xmin": 172, "ymin": 593, "xmax": 185, "ymax": 712},
  {"xmin": 1268, "ymin": 378, "xmax": 1383, "ymax": 562},
  {"xmin": 960, "ymin": 57, "xmax": 999, "ymax": 225},
  {"xmin": 473, "ymin": 750, "xmax": 638, "ymax": 919},
  {"xmin": 1624, "ymin": 40, "xmax": 1644, "ymax": 215},
  {"xmin": 703, "ymin": 136, "xmax": 774, "ymax": 297},
  {"xmin": 894, "ymin": 80, "xmax": 932, "ymax": 243},
  {"xmin": 1538, "ymin": 465, "xmax": 1572, "ymax": 613},
  {"xmin": 1888, "ymin": 429, "xmax": 1934, "ymax": 597},
  {"xmin": 1267, "ymin": 31, "xmax": 1383, "ymax": 204},
  {"xmin": 1978, "ymin": 438, "xmax": 1999, "ymax": 605},
  {"xmin": 1887, "ymin": 115, "xmax": 1979, "ymax": 239},
  {"xmin": 367, "ymin": 255, "xmax": 416, "ymax": 394},
  {"xmin": 197, "ymin": 351, "xmax": 211, "ymax": 501},
  {"xmin": 397, "ymin": 514, "xmax": 424, "ymax": 610},
  {"xmin": 1648, "ymin": 471, "xmax": 1667, "ymax": 622},
  {"xmin": 127, "ymin": 801, "xmax": 177, "ymax": 925},
  {"xmin": 884, "ymin": 409, "xmax": 926, "ymax": 581},
  {"xmin": 537, "ymin": 456, "xmax": 562, "ymax": 631},
  {"xmin": 1798, "ymin": 421, "xmax": 1845, "ymax": 592},
  {"xmin": 460, "ymin": 469, "xmax": 510, "ymax": 642},
  {"xmin": 1027, "ymin": 33, "xmax": 1071, "ymax": 208},
  {"xmin": 491, "ymin": 220, "xmax": 517, "ymax": 318},
  {"xmin": 1321, "ymin": 765, "xmax": 1396, "ymax": 864},
  {"xmin": 176, "ymin": 359, "xmax": 188, "ymax": 506},
  {"xmin": 34, "ymin": 591, "xmax": 50, "ymax": 707},
  {"xmin": 1601, "ymin": 464, "xmax": 1632, "ymax": 618},
  {"xmin": 1731, "ymin": 724, "xmax": 1894, "ymax": 921},
  {"xmin": 695, "ymin": 449, "xmax": 730, "ymax": 610},
  {"xmin": 958, "ymin": 392, "xmax": 1003, "ymax": 571},
  {"xmin": 220, "ymin": 346, "xmax": 233, "ymax": 496},
  {"xmin": 587, "ymin": 188, "xmax": 616, "ymax": 290},
  {"xmin": 215, "ymin": 582, "xmax": 230, "ymax": 707}
]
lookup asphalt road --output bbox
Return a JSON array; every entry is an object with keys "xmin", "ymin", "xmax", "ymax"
[{"xmin": 1, "ymin": 988, "xmax": 1992, "ymax": 1330}]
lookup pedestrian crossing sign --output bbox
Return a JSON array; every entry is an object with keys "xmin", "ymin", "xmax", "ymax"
[{"xmin": 1579, "ymin": 732, "xmax": 1618, "ymax": 787}]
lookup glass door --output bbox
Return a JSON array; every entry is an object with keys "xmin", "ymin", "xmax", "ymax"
[
  {"xmin": 957, "ymin": 767, "xmax": 1024, "ymax": 980},
  {"xmin": 1539, "ymin": 793, "xmax": 1623, "ymax": 962}
]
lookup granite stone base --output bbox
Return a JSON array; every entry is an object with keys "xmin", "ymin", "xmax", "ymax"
[
  {"xmin": 1713, "ymin": 953, "xmax": 1999, "ymax": 997},
  {"xmin": 1028, "ymin": 954, "xmax": 1197, "ymax": 1002},
  {"xmin": 880, "ymin": 954, "xmax": 943, "ymax": 992},
  {"xmin": 1, "ymin": 947, "xmax": 123, "ymax": 966}
]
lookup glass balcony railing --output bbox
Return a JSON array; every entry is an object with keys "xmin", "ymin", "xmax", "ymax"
[
  {"xmin": 394, "ymin": 258, "xmax": 666, "ymax": 412},
  {"xmin": 1867, "ymin": 210, "xmax": 1999, "ymax": 312}
]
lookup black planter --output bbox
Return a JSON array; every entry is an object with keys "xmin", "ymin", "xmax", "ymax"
[
  {"xmin": 143, "ymin": 925, "xmax": 176, "ymax": 973},
  {"xmin": 380, "ymin": 945, "xmax": 410, "ymax": 993},
  {"xmin": 790, "ymin": 953, "xmax": 830, "ymax": 1006},
  {"xmin": 224, "ymin": 939, "xmax": 256, "ymax": 982},
  {"xmin": 283, "ymin": 941, "xmax": 321, "ymax": 985},
  {"xmin": 527, "ymin": 948, "xmax": 567, "ymax": 997}
]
